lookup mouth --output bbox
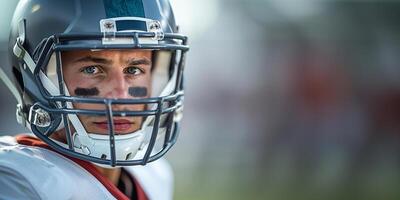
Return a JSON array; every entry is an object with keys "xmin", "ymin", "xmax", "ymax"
[{"xmin": 93, "ymin": 119, "xmax": 135, "ymax": 132}]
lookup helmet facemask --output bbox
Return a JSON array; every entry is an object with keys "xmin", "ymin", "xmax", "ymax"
[{"xmin": 21, "ymin": 17, "xmax": 188, "ymax": 167}]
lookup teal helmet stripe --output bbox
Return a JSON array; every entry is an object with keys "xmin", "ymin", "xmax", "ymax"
[{"xmin": 103, "ymin": 0, "xmax": 145, "ymax": 18}]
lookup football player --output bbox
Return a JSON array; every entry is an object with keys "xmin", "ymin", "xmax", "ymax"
[{"xmin": 0, "ymin": 0, "xmax": 189, "ymax": 199}]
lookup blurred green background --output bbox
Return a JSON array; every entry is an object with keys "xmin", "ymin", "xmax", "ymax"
[{"xmin": 1, "ymin": 0, "xmax": 400, "ymax": 200}]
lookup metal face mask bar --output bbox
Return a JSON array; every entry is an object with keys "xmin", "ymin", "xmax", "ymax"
[
  {"xmin": 14, "ymin": 18, "xmax": 189, "ymax": 167},
  {"xmin": 29, "ymin": 95, "xmax": 182, "ymax": 166}
]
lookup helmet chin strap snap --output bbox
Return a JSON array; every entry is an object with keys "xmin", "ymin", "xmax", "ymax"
[{"xmin": 29, "ymin": 107, "xmax": 51, "ymax": 128}]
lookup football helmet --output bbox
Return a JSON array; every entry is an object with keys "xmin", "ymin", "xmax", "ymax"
[{"xmin": 3, "ymin": 0, "xmax": 189, "ymax": 167}]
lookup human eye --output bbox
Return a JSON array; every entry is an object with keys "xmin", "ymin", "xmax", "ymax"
[
  {"xmin": 80, "ymin": 65, "xmax": 102, "ymax": 75},
  {"xmin": 124, "ymin": 66, "xmax": 144, "ymax": 76}
]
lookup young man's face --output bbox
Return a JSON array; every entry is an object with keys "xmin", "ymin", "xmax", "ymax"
[{"xmin": 61, "ymin": 49, "xmax": 152, "ymax": 135}]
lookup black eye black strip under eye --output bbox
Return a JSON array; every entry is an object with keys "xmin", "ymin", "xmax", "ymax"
[
  {"xmin": 74, "ymin": 87, "xmax": 100, "ymax": 96},
  {"xmin": 129, "ymin": 87, "xmax": 147, "ymax": 97}
]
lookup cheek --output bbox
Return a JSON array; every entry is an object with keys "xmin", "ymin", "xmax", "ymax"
[
  {"xmin": 65, "ymin": 71, "xmax": 152, "ymax": 98},
  {"xmin": 73, "ymin": 102, "xmax": 107, "ymax": 110},
  {"xmin": 66, "ymin": 76, "xmax": 102, "ymax": 96},
  {"xmin": 128, "ymin": 87, "xmax": 148, "ymax": 97},
  {"xmin": 73, "ymin": 103, "xmax": 146, "ymax": 114},
  {"xmin": 74, "ymin": 87, "xmax": 100, "ymax": 96},
  {"xmin": 127, "ymin": 74, "xmax": 152, "ymax": 96}
]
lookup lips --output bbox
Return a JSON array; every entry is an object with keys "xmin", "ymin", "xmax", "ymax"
[{"xmin": 93, "ymin": 119, "xmax": 135, "ymax": 132}]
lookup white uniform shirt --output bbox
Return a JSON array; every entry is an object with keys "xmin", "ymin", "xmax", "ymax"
[{"xmin": 0, "ymin": 136, "xmax": 173, "ymax": 200}]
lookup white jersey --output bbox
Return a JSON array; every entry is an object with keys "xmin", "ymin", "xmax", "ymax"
[{"xmin": 0, "ymin": 136, "xmax": 173, "ymax": 200}]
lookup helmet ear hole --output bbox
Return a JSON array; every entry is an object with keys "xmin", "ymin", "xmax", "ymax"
[{"xmin": 12, "ymin": 67, "xmax": 23, "ymax": 91}]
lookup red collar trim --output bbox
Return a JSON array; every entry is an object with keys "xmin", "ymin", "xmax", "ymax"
[
  {"xmin": 134, "ymin": 177, "xmax": 148, "ymax": 200},
  {"xmin": 16, "ymin": 135, "xmax": 148, "ymax": 200}
]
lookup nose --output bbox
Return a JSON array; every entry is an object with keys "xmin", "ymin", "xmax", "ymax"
[{"xmin": 103, "ymin": 70, "xmax": 130, "ymax": 99}]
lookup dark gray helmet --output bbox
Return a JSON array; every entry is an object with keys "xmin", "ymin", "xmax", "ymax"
[{"xmin": 5, "ymin": 0, "xmax": 189, "ymax": 166}]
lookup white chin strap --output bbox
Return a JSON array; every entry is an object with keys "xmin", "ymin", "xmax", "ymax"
[
  {"xmin": 72, "ymin": 126, "xmax": 167, "ymax": 164},
  {"xmin": 72, "ymin": 128, "xmax": 145, "ymax": 161}
]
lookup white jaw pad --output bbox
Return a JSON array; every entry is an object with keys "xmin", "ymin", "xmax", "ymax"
[{"xmin": 73, "ymin": 129, "xmax": 145, "ymax": 161}]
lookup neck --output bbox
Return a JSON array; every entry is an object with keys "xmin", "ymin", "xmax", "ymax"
[{"xmin": 94, "ymin": 165, "xmax": 122, "ymax": 186}]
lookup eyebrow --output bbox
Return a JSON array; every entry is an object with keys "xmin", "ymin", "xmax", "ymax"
[
  {"xmin": 127, "ymin": 58, "xmax": 151, "ymax": 66},
  {"xmin": 73, "ymin": 56, "xmax": 112, "ymax": 65},
  {"xmin": 72, "ymin": 56, "xmax": 151, "ymax": 66}
]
